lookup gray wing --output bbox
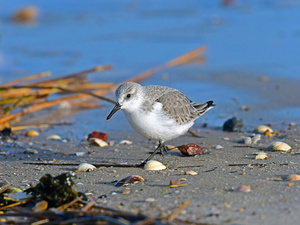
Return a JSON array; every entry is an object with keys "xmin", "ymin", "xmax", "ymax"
[{"xmin": 156, "ymin": 91, "xmax": 200, "ymax": 125}]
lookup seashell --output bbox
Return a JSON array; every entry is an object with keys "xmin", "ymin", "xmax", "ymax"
[
  {"xmin": 235, "ymin": 185, "xmax": 252, "ymax": 192},
  {"xmin": 25, "ymin": 130, "xmax": 39, "ymax": 137},
  {"xmin": 252, "ymin": 134, "xmax": 261, "ymax": 144},
  {"xmin": 75, "ymin": 152, "xmax": 86, "ymax": 156},
  {"xmin": 254, "ymin": 125, "xmax": 273, "ymax": 134},
  {"xmin": 268, "ymin": 141, "xmax": 291, "ymax": 152},
  {"xmin": 216, "ymin": 145, "xmax": 224, "ymax": 149},
  {"xmin": 170, "ymin": 180, "xmax": 180, "ymax": 186},
  {"xmin": 77, "ymin": 163, "xmax": 96, "ymax": 172},
  {"xmin": 24, "ymin": 149, "xmax": 38, "ymax": 154},
  {"xmin": 255, "ymin": 152, "xmax": 268, "ymax": 160},
  {"xmin": 0, "ymin": 181, "xmax": 10, "ymax": 193},
  {"xmin": 12, "ymin": 6, "xmax": 38, "ymax": 23},
  {"xmin": 87, "ymin": 131, "xmax": 108, "ymax": 141},
  {"xmin": 286, "ymin": 174, "xmax": 300, "ymax": 181},
  {"xmin": 119, "ymin": 140, "xmax": 133, "ymax": 145},
  {"xmin": 145, "ymin": 198, "xmax": 156, "ymax": 202},
  {"xmin": 13, "ymin": 191, "xmax": 33, "ymax": 200},
  {"xmin": 243, "ymin": 137, "xmax": 252, "ymax": 145},
  {"xmin": 89, "ymin": 138, "xmax": 108, "ymax": 147},
  {"xmin": 185, "ymin": 170, "xmax": 198, "ymax": 176},
  {"xmin": 46, "ymin": 134, "xmax": 61, "ymax": 140},
  {"xmin": 122, "ymin": 187, "xmax": 131, "ymax": 195},
  {"xmin": 114, "ymin": 175, "xmax": 144, "ymax": 187},
  {"xmin": 144, "ymin": 160, "xmax": 166, "ymax": 171},
  {"xmin": 178, "ymin": 143, "xmax": 203, "ymax": 156},
  {"xmin": 32, "ymin": 200, "xmax": 48, "ymax": 212}
]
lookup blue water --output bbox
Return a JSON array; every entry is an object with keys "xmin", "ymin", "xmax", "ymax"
[{"xmin": 0, "ymin": 0, "xmax": 300, "ymax": 135}]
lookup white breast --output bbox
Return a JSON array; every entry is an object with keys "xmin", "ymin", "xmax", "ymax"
[{"xmin": 123, "ymin": 102, "xmax": 194, "ymax": 141}]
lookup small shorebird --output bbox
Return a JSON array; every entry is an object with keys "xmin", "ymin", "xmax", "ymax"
[{"xmin": 107, "ymin": 82, "xmax": 215, "ymax": 164}]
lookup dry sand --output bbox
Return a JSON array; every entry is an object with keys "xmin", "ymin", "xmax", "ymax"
[{"xmin": 1, "ymin": 125, "xmax": 300, "ymax": 225}]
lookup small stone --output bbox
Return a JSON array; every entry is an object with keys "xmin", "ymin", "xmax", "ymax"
[
  {"xmin": 223, "ymin": 117, "xmax": 244, "ymax": 132},
  {"xmin": 178, "ymin": 143, "xmax": 203, "ymax": 156},
  {"xmin": 119, "ymin": 140, "xmax": 133, "ymax": 145}
]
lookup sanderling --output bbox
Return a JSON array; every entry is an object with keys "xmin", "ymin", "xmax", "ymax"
[{"xmin": 107, "ymin": 82, "xmax": 215, "ymax": 164}]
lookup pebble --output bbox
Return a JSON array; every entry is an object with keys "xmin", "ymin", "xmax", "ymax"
[{"xmin": 185, "ymin": 171, "xmax": 198, "ymax": 176}]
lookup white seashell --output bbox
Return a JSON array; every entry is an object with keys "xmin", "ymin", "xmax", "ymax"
[
  {"xmin": 235, "ymin": 185, "xmax": 252, "ymax": 192},
  {"xmin": 268, "ymin": 141, "xmax": 291, "ymax": 152},
  {"xmin": 286, "ymin": 174, "xmax": 300, "ymax": 181},
  {"xmin": 254, "ymin": 125, "xmax": 273, "ymax": 134},
  {"xmin": 216, "ymin": 145, "xmax": 224, "ymax": 149},
  {"xmin": 77, "ymin": 163, "xmax": 96, "ymax": 172},
  {"xmin": 145, "ymin": 198, "xmax": 156, "ymax": 202},
  {"xmin": 252, "ymin": 134, "xmax": 261, "ymax": 144},
  {"xmin": 89, "ymin": 138, "xmax": 108, "ymax": 147},
  {"xmin": 185, "ymin": 170, "xmax": 198, "ymax": 176},
  {"xmin": 13, "ymin": 191, "xmax": 33, "ymax": 200},
  {"xmin": 243, "ymin": 137, "xmax": 252, "ymax": 145},
  {"xmin": 46, "ymin": 134, "xmax": 61, "ymax": 140},
  {"xmin": 119, "ymin": 140, "xmax": 133, "ymax": 145},
  {"xmin": 255, "ymin": 152, "xmax": 268, "ymax": 160},
  {"xmin": 144, "ymin": 160, "xmax": 166, "ymax": 171},
  {"xmin": 75, "ymin": 152, "xmax": 86, "ymax": 156}
]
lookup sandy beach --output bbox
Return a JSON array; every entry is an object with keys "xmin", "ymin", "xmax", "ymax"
[{"xmin": 1, "ymin": 1, "xmax": 300, "ymax": 224}]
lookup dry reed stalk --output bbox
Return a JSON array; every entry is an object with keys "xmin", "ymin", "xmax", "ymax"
[{"xmin": 0, "ymin": 72, "xmax": 51, "ymax": 87}]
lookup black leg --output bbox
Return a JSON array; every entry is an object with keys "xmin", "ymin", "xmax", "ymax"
[{"xmin": 139, "ymin": 141, "xmax": 167, "ymax": 167}]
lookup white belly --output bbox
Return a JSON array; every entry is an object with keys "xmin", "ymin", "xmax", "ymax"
[{"xmin": 123, "ymin": 105, "xmax": 194, "ymax": 142}]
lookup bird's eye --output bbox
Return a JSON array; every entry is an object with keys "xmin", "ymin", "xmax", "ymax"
[{"xmin": 126, "ymin": 94, "xmax": 131, "ymax": 98}]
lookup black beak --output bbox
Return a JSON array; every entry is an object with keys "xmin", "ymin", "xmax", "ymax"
[{"xmin": 106, "ymin": 103, "xmax": 121, "ymax": 120}]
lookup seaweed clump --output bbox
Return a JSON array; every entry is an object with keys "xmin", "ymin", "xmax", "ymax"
[{"xmin": 25, "ymin": 172, "xmax": 86, "ymax": 207}]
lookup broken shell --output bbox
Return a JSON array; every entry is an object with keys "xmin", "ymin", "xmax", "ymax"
[
  {"xmin": 25, "ymin": 130, "xmax": 39, "ymax": 137},
  {"xmin": 13, "ymin": 191, "xmax": 33, "ymax": 200},
  {"xmin": 268, "ymin": 141, "xmax": 291, "ymax": 152},
  {"xmin": 286, "ymin": 174, "xmax": 300, "ymax": 181},
  {"xmin": 32, "ymin": 200, "xmax": 48, "ymax": 212},
  {"xmin": 46, "ymin": 134, "xmax": 61, "ymax": 140},
  {"xmin": 243, "ymin": 137, "xmax": 252, "ymax": 145},
  {"xmin": 144, "ymin": 160, "xmax": 166, "ymax": 171},
  {"xmin": 255, "ymin": 152, "xmax": 268, "ymax": 160},
  {"xmin": 0, "ymin": 181, "xmax": 10, "ymax": 193},
  {"xmin": 235, "ymin": 185, "xmax": 252, "ymax": 192},
  {"xmin": 170, "ymin": 180, "xmax": 180, "ymax": 186},
  {"xmin": 216, "ymin": 145, "xmax": 224, "ymax": 149},
  {"xmin": 178, "ymin": 143, "xmax": 203, "ymax": 156},
  {"xmin": 77, "ymin": 163, "xmax": 96, "ymax": 172},
  {"xmin": 114, "ymin": 175, "xmax": 144, "ymax": 187},
  {"xmin": 89, "ymin": 138, "xmax": 108, "ymax": 147},
  {"xmin": 254, "ymin": 125, "xmax": 273, "ymax": 134},
  {"xmin": 252, "ymin": 134, "xmax": 261, "ymax": 144},
  {"xmin": 185, "ymin": 170, "xmax": 198, "ymax": 176},
  {"xmin": 122, "ymin": 187, "xmax": 131, "ymax": 195},
  {"xmin": 87, "ymin": 131, "xmax": 108, "ymax": 141},
  {"xmin": 119, "ymin": 140, "xmax": 133, "ymax": 145}
]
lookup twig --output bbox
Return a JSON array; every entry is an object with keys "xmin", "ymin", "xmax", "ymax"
[
  {"xmin": 188, "ymin": 129, "xmax": 204, "ymax": 138},
  {"xmin": 0, "ymin": 199, "xmax": 32, "ymax": 210},
  {"xmin": 23, "ymin": 162, "xmax": 139, "ymax": 167},
  {"xmin": 167, "ymin": 199, "xmax": 190, "ymax": 222},
  {"xmin": 57, "ymin": 196, "xmax": 83, "ymax": 212},
  {"xmin": 82, "ymin": 194, "xmax": 99, "ymax": 212},
  {"xmin": 112, "ymin": 45, "xmax": 207, "ymax": 91},
  {"xmin": 228, "ymin": 163, "xmax": 267, "ymax": 167},
  {"xmin": 0, "ymin": 72, "xmax": 51, "ymax": 87}
]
